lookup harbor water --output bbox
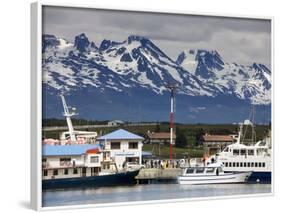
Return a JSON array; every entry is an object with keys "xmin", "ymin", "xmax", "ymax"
[{"xmin": 42, "ymin": 183, "xmax": 271, "ymax": 207}]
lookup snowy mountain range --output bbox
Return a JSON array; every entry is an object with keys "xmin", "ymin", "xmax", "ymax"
[{"xmin": 42, "ymin": 33, "xmax": 271, "ymax": 123}]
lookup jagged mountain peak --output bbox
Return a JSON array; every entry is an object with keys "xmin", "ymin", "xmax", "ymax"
[
  {"xmin": 74, "ymin": 33, "xmax": 90, "ymax": 52},
  {"xmin": 42, "ymin": 34, "xmax": 271, "ymax": 105},
  {"xmin": 99, "ymin": 39, "xmax": 124, "ymax": 51},
  {"xmin": 127, "ymin": 35, "xmax": 149, "ymax": 44},
  {"xmin": 252, "ymin": 63, "xmax": 271, "ymax": 74},
  {"xmin": 42, "ymin": 34, "xmax": 60, "ymax": 52}
]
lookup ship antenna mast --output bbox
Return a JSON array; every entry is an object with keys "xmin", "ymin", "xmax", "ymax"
[
  {"xmin": 237, "ymin": 123, "xmax": 243, "ymax": 144},
  {"xmin": 60, "ymin": 93, "xmax": 77, "ymax": 144},
  {"xmin": 251, "ymin": 105, "xmax": 256, "ymax": 143}
]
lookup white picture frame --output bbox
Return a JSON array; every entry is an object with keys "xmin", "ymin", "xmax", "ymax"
[{"xmin": 31, "ymin": 1, "xmax": 274, "ymax": 210}]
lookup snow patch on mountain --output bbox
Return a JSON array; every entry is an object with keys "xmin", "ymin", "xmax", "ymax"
[
  {"xmin": 177, "ymin": 49, "xmax": 271, "ymax": 104},
  {"xmin": 42, "ymin": 33, "xmax": 271, "ymax": 105}
]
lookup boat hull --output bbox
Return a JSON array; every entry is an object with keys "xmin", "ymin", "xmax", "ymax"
[
  {"xmin": 247, "ymin": 171, "xmax": 271, "ymax": 183},
  {"xmin": 178, "ymin": 172, "xmax": 251, "ymax": 185},
  {"xmin": 42, "ymin": 169, "xmax": 140, "ymax": 190}
]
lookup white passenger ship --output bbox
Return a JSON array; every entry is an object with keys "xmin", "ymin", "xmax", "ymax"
[{"xmin": 208, "ymin": 123, "xmax": 271, "ymax": 183}]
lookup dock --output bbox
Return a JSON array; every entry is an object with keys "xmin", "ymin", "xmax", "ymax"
[{"xmin": 136, "ymin": 168, "xmax": 183, "ymax": 183}]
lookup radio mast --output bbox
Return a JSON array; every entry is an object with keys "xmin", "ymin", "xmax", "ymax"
[{"xmin": 165, "ymin": 83, "xmax": 178, "ymax": 160}]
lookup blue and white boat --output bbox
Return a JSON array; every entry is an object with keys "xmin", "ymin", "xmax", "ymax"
[{"xmin": 178, "ymin": 162, "xmax": 251, "ymax": 185}]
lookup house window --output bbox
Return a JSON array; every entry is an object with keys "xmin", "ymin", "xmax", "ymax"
[
  {"xmin": 129, "ymin": 142, "xmax": 138, "ymax": 149},
  {"xmin": 64, "ymin": 169, "xmax": 68, "ymax": 175},
  {"xmin": 42, "ymin": 158, "xmax": 47, "ymax": 162},
  {"xmin": 43, "ymin": 170, "xmax": 48, "ymax": 176},
  {"xmin": 73, "ymin": 168, "xmax": 78, "ymax": 174},
  {"xmin": 53, "ymin": 170, "xmax": 58, "ymax": 176},
  {"xmin": 110, "ymin": 142, "xmax": 121, "ymax": 149},
  {"xmin": 90, "ymin": 156, "xmax": 99, "ymax": 163},
  {"xmin": 60, "ymin": 157, "xmax": 71, "ymax": 166}
]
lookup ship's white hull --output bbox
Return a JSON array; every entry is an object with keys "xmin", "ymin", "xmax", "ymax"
[{"xmin": 178, "ymin": 172, "xmax": 251, "ymax": 185}]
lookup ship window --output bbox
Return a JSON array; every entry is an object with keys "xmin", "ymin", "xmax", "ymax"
[
  {"xmin": 247, "ymin": 162, "xmax": 251, "ymax": 167},
  {"xmin": 195, "ymin": 168, "xmax": 204, "ymax": 173},
  {"xmin": 251, "ymin": 162, "xmax": 254, "ymax": 167},
  {"xmin": 236, "ymin": 162, "xmax": 239, "ymax": 167},
  {"xmin": 258, "ymin": 163, "xmax": 262, "ymax": 167},
  {"xmin": 53, "ymin": 170, "xmax": 58, "ymax": 176},
  {"xmin": 229, "ymin": 162, "xmax": 232, "ymax": 167},
  {"xmin": 73, "ymin": 168, "xmax": 78, "ymax": 174},
  {"xmin": 241, "ymin": 149, "xmax": 246, "ymax": 155},
  {"xmin": 248, "ymin": 150, "xmax": 254, "ymax": 155},
  {"xmin": 111, "ymin": 142, "xmax": 121, "ymax": 149},
  {"xmin": 244, "ymin": 162, "xmax": 247, "ymax": 167},
  {"xmin": 43, "ymin": 170, "xmax": 48, "ymax": 176},
  {"xmin": 129, "ymin": 142, "xmax": 138, "ymax": 149},
  {"xmin": 255, "ymin": 162, "xmax": 258, "ymax": 167},
  {"xmin": 233, "ymin": 149, "xmax": 239, "ymax": 155},
  {"xmin": 240, "ymin": 162, "xmax": 243, "ymax": 167},
  {"xmin": 206, "ymin": 168, "xmax": 215, "ymax": 173},
  {"xmin": 225, "ymin": 162, "xmax": 228, "ymax": 167},
  {"xmin": 233, "ymin": 163, "xmax": 236, "ymax": 167},
  {"xmin": 90, "ymin": 156, "xmax": 99, "ymax": 163},
  {"xmin": 64, "ymin": 169, "xmax": 68, "ymax": 175},
  {"xmin": 186, "ymin": 168, "xmax": 194, "ymax": 174},
  {"xmin": 262, "ymin": 162, "xmax": 265, "ymax": 167}
]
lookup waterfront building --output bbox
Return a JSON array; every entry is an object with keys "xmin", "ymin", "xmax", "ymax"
[
  {"xmin": 42, "ymin": 144, "xmax": 110, "ymax": 180},
  {"xmin": 107, "ymin": 120, "xmax": 124, "ymax": 126},
  {"xmin": 97, "ymin": 129, "xmax": 143, "ymax": 170},
  {"xmin": 199, "ymin": 134, "xmax": 234, "ymax": 155},
  {"xmin": 145, "ymin": 132, "xmax": 176, "ymax": 145}
]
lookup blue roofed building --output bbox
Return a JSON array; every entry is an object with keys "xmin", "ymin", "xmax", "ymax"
[
  {"xmin": 97, "ymin": 129, "xmax": 144, "ymax": 170},
  {"xmin": 43, "ymin": 144, "xmax": 100, "ymax": 156},
  {"xmin": 42, "ymin": 144, "xmax": 103, "ymax": 180}
]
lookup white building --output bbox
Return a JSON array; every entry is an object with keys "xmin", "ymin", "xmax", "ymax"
[
  {"xmin": 42, "ymin": 144, "xmax": 108, "ymax": 180},
  {"xmin": 97, "ymin": 129, "xmax": 143, "ymax": 170},
  {"xmin": 107, "ymin": 120, "xmax": 124, "ymax": 126}
]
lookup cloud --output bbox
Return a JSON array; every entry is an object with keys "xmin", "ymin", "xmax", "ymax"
[{"xmin": 42, "ymin": 6, "xmax": 271, "ymax": 67}]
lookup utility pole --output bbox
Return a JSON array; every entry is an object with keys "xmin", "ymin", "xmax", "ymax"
[{"xmin": 165, "ymin": 83, "xmax": 178, "ymax": 160}]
